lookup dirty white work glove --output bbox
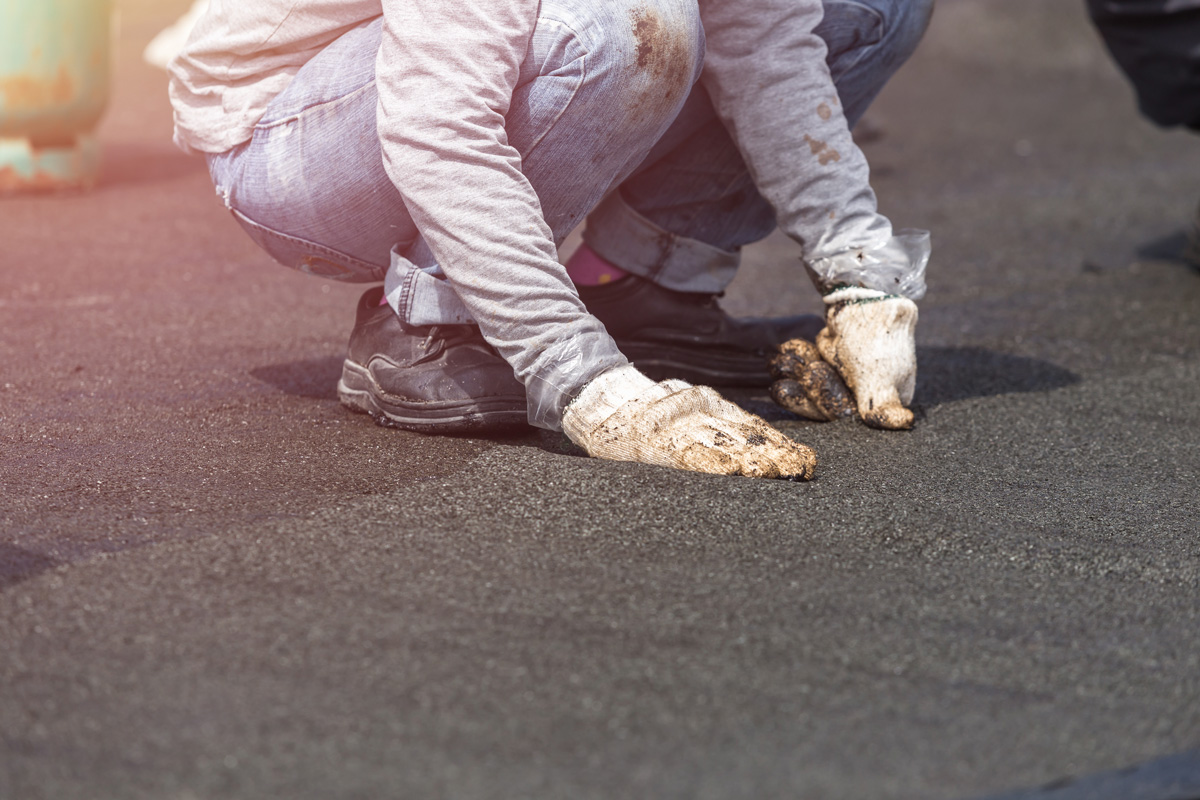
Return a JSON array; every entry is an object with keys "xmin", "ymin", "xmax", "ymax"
[
  {"xmin": 563, "ymin": 366, "xmax": 817, "ymax": 480},
  {"xmin": 769, "ymin": 338, "xmax": 857, "ymax": 423},
  {"xmin": 816, "ymin": 287, "xmax": 918, "ymax": 430}
]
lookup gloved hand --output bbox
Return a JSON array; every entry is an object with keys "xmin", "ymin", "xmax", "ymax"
[
  {"xmin": 771, "ymin": 289, "xmax": 918, "ymax": 430},
  {"xmin": 818, "ymin": 291, "xmax": 918, "ymax": 429},
  {"xmin": 768, "ymin": 338, "xmax": 856, "ymax": 422},
  {"xmin": 564, "ymin": 365, "xmax": 817, "ymax": 480}
]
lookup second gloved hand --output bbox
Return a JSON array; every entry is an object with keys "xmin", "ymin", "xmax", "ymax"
[
  {"xmin": 816, "ymin": 289, "xmax": 918, "ymax": 430},
  {"xmin": 778, "ymin": 232, "xmax": 928, "ymax": 429}
]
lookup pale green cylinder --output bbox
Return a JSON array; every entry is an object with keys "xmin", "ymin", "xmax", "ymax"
[{"xmin": 0, "ymin": 0, "xmax": 114, "ymax": 191}]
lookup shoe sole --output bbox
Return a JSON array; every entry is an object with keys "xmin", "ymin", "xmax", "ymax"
[
  {"xmin": 616, "ymin": 342, "xmax": 773, "ymax": 387},
  {"xmin": 337, "ymin": 360, "xmax": 528, "ymax": 434}
]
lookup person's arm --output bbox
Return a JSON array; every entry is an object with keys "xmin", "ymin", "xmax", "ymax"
[
  {"xmin": 697, "ymin": 0, "xmax": 896, "ymax": 270},
  {"xmin": 375, "ymin": 0, "xmax": 624, "ymax": 427},
  {"xmin": 372, "ymin": 0, "xmax": 821, "ymax": 474},
  {"xmin": 698, "ymin": 0, "xmax": 926, "ymax": 428}
]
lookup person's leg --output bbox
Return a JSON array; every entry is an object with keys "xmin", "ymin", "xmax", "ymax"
[
  {"xmin": 205, "ymin": 1, "xmax": 704, "ymax": 431},
  {"xmin": 208, "ymin": 1, "xmax": 705, "ymax": 293},
  {"xmin": 572, "ymin": 0, "xmax": 933, "ymax": 385}
]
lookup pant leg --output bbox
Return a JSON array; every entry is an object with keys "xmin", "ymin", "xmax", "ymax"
[
  {"xmin": 207, "ymin": 0, "xmax": 705, "ymax": 324},
  {"xmin": 583, "ymin": 0, "xmax": 934, "ymax": 294}
]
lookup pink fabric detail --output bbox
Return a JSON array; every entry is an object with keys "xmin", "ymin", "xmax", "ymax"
[{"xmin": 565, "ymin": 244, "xmax": 629, "ymax": 286}]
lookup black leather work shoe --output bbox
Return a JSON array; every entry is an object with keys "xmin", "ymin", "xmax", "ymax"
[
  {"xmin": 337, "ymin": 287, "xmax": 528, "ymax": 433},
  {"xmin": 577, "ymin": 275, "xmax": 824, "ymax": 386}
]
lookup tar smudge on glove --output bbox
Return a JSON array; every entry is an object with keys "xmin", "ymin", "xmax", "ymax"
[
  {"xmin": 769, "ymin": 339, "xmax": 855, "ymax": 422},
  {"xmin": 770, "ymin": 295, "xmax": 918, "ymax": 431}
]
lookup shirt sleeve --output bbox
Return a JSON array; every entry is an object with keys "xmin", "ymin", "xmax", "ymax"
[
  {"xmin": 696, "ymin": 0, "xmax": 894, "ymax": 266},
  {"xmin": 374, "ymin": 0, "xmax": 622, "ymax": 413}
]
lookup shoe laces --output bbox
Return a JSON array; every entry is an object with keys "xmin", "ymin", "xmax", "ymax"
[
  {"xmin": 421, "ymin": 324, "xmax": 491, "ymax": 352},
  {"xmin": 421, "ymin": 325, "xmax": 455, "ymax": 348}
]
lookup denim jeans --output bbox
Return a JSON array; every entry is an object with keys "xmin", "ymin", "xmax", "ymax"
[
  {"xmin": 208, "ymin": 0, "xmax": 932, "ymax": 308},
  {"xmin": 208, "ymin": 0, "xmax": 704, "ymax": 324},
  {"xmin": 206, "ymin": 0, "xmax": 931, "ymax": 425}
]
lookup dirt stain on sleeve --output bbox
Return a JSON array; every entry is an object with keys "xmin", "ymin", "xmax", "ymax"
[
  {"xmin": 803, "ymin": 134, "xmax": 841, "ymax": 166},
  {"xmin": 817, "ymin": 102, "xmax": 833, "ymax": 120}
]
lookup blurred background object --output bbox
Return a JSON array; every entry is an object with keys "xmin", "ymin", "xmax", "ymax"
[
  {"xmin": 0, "ymin": 0, "xmax": 115, "ymax": 192},
  {"xmin": 1085, "ymin": 0, "xmax": 1200, "ymax": 268}
]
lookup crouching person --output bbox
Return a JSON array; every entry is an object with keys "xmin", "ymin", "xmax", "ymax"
[{"xmin": 168, "ymin": 0, "xmax": 930, "ymax": 480}]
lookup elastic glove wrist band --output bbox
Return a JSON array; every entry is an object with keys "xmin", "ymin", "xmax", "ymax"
[{"xmin": 821, "ymin": 285, "xmax": 895, "ymax": 305}]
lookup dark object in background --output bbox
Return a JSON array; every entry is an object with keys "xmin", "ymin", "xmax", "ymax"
[
  {"xmin": 1086, "ymin": 0, "xmax": 1200, "ymax": 130},
  {"xmin": 1186, "ymin": 202, "xmax": 1200, "ymax": 269}
]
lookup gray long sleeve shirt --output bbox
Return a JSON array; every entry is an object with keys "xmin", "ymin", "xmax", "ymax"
[
  {"xmin": 697, "ymin": 0, "xmax": 892, "ymax": 260},
  {"xmin": 170, "ymin": 0, "xmax": 910, "ymax": 421}
]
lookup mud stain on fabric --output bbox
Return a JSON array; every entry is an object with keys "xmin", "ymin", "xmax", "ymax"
[
  {"xmin": 769, "ymin": 352, "xmax": 804, "ymax": 381},
  {"xmin": 626, "ymin": 7, "xmax": 694, "ymax": 125},
  {"xmin": 803, "ymin": 134, "xmax": 841, "ymax": 166},
  {"xmin": 798, "ymin": 361, "xmax": 855, "ymax": 420},
  {"xmin": 631, "ymin": 10, "xmax": 661, "ymax": 69},
  {"xmin": 779, "ymin": 338, "xmax": 823, "ymax": 365},
  {"xmin": 770, "ymin": 378, "xmax": 825, "ymax": 421}
]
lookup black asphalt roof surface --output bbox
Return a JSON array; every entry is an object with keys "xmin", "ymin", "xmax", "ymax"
[{"xmin": 2, "ymin": 1, "xmax": 1197, "ymax": 798}]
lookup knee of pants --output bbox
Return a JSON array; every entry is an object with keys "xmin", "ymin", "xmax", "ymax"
[
  {"xmin": 558, "ymin": 0, "xmax": 704, "ymax": 129},
  {"xmin": 878, "ymin": 0, "xmax": 934, "ymax": 65}
]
